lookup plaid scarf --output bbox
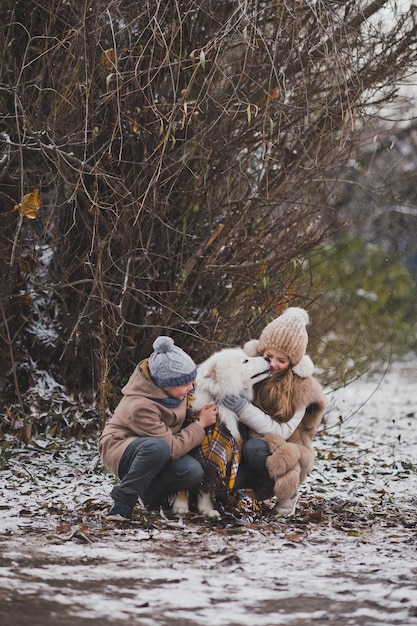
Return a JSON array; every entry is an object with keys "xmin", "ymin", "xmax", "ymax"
[
  {"xmin": 193, "ymin": 420, "xmax": 242, "ymax": 497},
  {"xmin": 192, "ymin": 420, "xmax": 261, "ymax": 519}
]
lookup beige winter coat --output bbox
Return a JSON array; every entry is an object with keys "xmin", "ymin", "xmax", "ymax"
[
  {"xmin": 258, "ymin": 375, "xmax": 326, "ymax": 501},
  {"xmin": 98, "ymin": 361, "xmax": 205, "ymax": 477}
]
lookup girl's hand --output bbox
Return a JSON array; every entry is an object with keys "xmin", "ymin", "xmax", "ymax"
[{"xmin": 197, "ymin": 403, "xmax": 218, "ymax": 428}]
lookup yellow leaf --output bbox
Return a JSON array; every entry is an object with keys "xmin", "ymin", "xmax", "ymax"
[
  {"xmin": 246, "ymin": 104, "xmax": 259, "ymax": 125},
  {"xmin": 14, "ymin": 189, "xmax": 41, "ymax": 219}
]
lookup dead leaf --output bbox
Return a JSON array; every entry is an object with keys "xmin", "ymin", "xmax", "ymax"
[
  {"xmin": 199, "ymin": 49, "xmax": 206, "ymax": 69},
  {"xmin": 54, "ymin": 523, "xmax": 93, "ymax": 543},
  {"xmin": 14, "ymin": 189, "xmax": 41, "ymax": 219},
  {"xmin": 22, "ymin": 422, "xmax": 32, "ymax": 444},
  {"xmin": 56, "ymin": 522, "xmax": 73, "ymax": 534},
  {"xmin": 101, "ymin": 48, "xmax": 116, "ymax": 70},
  {"xmin": 273, "ymin": 284, "xmax": 296, "ymax": 315},
  {"xmin": 284, "ymin": 530, "xmax": 304, "ymax": 543}
]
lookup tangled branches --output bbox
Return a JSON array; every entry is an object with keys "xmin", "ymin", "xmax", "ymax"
[{"xmin": 0, "ymin": 0, "xmax": 416, "ymax": 418}]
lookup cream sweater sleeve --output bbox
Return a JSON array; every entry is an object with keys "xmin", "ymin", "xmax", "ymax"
[{"xmin": 237, "ymin": 403, "xmax": 305, "ymax": 439}]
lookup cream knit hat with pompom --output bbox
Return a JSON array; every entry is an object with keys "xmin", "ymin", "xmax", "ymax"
[{"xmin": 244, "ymin": 307, "xmax": 314, "ymax": 377}]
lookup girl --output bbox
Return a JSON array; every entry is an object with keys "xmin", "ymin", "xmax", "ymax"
[{"xmin": 222, "ymin": 307, "xmax": 326, "ymax": 516}]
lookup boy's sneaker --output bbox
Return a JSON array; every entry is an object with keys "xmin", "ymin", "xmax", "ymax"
[{"xmin": 106, "ymin": 502, "xmax": 133, "ymax": 521}]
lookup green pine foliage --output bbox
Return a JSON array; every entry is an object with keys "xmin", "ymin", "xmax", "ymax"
[{"xmin": 301, "ymin": 237, "xmax": 417, "ymax": 387}]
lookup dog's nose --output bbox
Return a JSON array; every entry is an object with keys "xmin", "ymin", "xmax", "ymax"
[{"xmin": 264, "ymin": 356, "xmax": 270, "ymax": 363}]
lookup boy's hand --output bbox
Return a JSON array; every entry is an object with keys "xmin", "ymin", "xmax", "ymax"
[{"xmin": 197, "ymin": 403, "xmax": 218, "ymax": 428}]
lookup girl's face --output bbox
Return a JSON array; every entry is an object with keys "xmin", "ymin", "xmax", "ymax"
[
  {"xmin": 163, "ymin": 381, "xmax": 194, "ymax": 400},
  {"xmin": 263, "ymin": 347, "xmax": 291, "ymax": 373}
]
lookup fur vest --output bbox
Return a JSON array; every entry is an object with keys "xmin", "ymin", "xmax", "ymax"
[{"xmin": 259, "ymin": 375, "xmax": 326, "ymax": 501}]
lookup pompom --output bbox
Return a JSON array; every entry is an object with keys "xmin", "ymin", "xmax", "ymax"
[
  {"xmin": 243, "ymin": 339, "xmax": 261, "ymax": 357},
  {"xmin": 282, "ymin": 307, "xmax": 309, "ymax": 325},
  {"xmin": 292, "ymin": 355, "xmax": 314, "ymax": 378},
  {"xmin": 152, "ymin": 336, "xmax": 175, "ymax": 353}
]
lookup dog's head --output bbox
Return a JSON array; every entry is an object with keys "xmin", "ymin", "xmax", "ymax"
[{"xmin": 196, "ymin": 347, "xmax": 271, "ymax": 401}]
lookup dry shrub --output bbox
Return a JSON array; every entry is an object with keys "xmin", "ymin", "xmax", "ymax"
[{"xmin": 0, "ymin": 0, "xmax": 416, "ymax": 420}]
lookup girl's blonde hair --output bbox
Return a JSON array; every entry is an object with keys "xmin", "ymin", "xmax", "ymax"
[{"xmin": 253, "ymin": 368, "xmax": 295, "ymax": 422}]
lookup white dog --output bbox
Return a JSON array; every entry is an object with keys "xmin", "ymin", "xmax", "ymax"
[{"xmin": 171, "ymin": 347, "xmax": 271, "ymax": 518}]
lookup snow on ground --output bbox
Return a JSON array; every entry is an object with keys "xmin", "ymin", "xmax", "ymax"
[{"xmin": 1, "ymin": 357, "xmax": 417, "ymax": 626}]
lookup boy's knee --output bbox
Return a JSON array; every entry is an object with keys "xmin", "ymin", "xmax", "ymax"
[
  {"xmin": 141, "ymin": 437, "xmax": 171, "ymax": 461},
  {"xmin": 175, "ymin": 456, "xmax": 203, "ymax": 484}
]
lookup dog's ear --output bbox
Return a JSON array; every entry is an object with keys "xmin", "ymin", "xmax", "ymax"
[{"xmin": 204, "ymin": 364, "xmax": 218, "ymax": 383}]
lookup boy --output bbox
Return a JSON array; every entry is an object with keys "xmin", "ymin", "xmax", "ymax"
[{"xmin": 99, "ymin": 336, "xmax": 218, "ymax": 520}]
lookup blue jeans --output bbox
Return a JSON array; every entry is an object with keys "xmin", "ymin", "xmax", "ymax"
[
  {"xmin": 111, "ymin": 437, "xmax": 203, "ymax": 510},
  {"xmin": 234, "ymin": 438, "xmax": 274, "ymax": 498}
]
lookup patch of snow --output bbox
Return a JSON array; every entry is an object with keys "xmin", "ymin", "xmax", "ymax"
[{"xmin": 1, "ymin": 357, "xmax": 417, "ymax": 624}]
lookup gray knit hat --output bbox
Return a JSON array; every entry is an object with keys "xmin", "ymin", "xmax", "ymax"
[{"xmin": 148, "ymin": 336, "xmax": 197, "ymax": 388}]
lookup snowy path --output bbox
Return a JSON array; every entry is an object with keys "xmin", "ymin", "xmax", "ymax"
[{"xmin": 1, "ymin": 359, "xmax": 417, "ymax": 626}]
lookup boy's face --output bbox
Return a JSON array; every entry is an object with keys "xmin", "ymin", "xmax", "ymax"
[
  {"xmin": 263, "ymin": 347, "xmax": 290, "ymax": 373},
  {"xmin": 163, "ymin": 381, "xmax": 194, "ymax": 400}
]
